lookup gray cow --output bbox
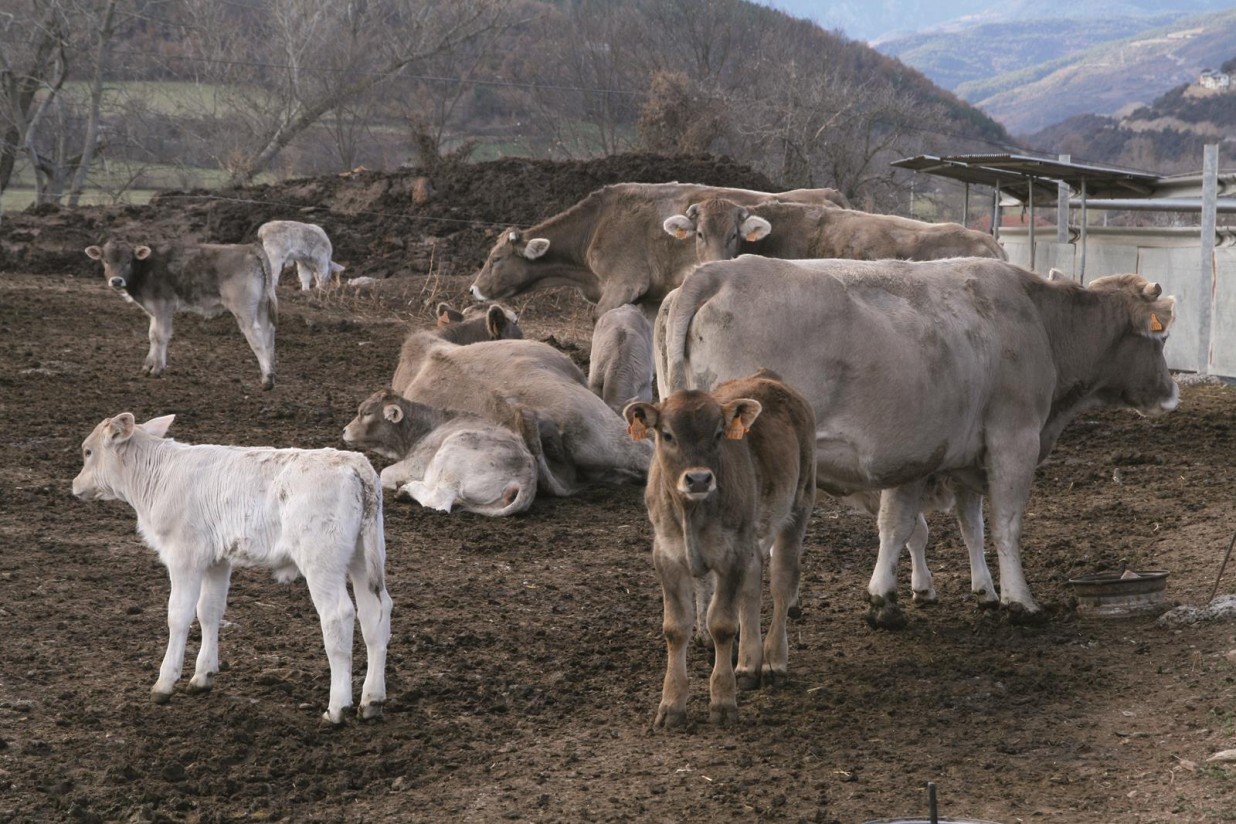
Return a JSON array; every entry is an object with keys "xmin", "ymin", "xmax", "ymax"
[{"xmin": 258, "ymin": 220, "xmax": 344, "ymax": 291}]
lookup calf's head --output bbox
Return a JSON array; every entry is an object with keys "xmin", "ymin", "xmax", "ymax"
[
  {"xmin": 469, "ymin": 228, "xmax": 551, "ymax": 301},
  {"xmin": 1086, "ymin": 274, "xmax": 1180, "ymax": 416},
  {"xmin": 625, "ymin": 391, "xmax": 762, "ymax": 501},
  {"xmin": 84, "ymin": 240, "xmax": 152, "ymax": 291},
  {"xmin": 73, "ymin": 413, "xmax": 175, "ymax": 501},
  {"xmin": 436, "ymin": 301, "xmax": 523, "ymax": 343},
  {"xmin": 663, "ymin": 198, "xmax": 771, "ymax": 263},
  {"xmin": 343, "ymin": 389, "xmax": 444, "ymax": 459}
]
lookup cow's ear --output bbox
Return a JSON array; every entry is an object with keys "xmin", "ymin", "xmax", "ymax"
[
  {"xmin": 1146, "ymin": 297, "xmax": 1175, "ymax": 336},
  {"xmin": 84, "ymin": 245, "xmax": 103, "ymax": 260},
  {"xmin": 523, "ymin": 238, "xmax": 550, "ymax": 259},
  {"xmin": 108, "ymin": 413, "xmax": 137, "ymax": 443},
  {"xmin": 721, "ymin": 399, "xmax": 763, "ymax": 440},
  {"xmin": 1047, "ymin": 268, "xmax": 1069, "ymax": 282},
  {"xmin": 486, "ymin": 304, "xmax": 510, "ymax": 338},
  {"xmin": 663, "ymin": 215, "xmax": 693, "ymax": 240},
  {"xmin": 383, "ymin": 403, "xmax": 404, "ymax": 423},
  {"xmin": 623, "ymin": 402, "xmax": 660, "ymax": 441},
  {"xmin": 436, "ymin": 302, "xmax": 462, "ymax": 327},
  {"xmin": 740, "ymin": 215, "xmax": 772, "ymax": 243},
  {"xmin": 139, "ymin": 414, "xmax": 175, "ymax": 438},
  {"xmin": 506, "ymin": 230, "xmax": 519, "ymax": 244},
  {"xmin": 1142, "ymin": 281, "xmax": 1163, "ymax": 299},
  {"xmin": 134, "ymin": 245, "xmax": 152, "ymax": 260}
]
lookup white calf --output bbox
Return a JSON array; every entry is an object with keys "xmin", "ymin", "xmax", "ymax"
[
  {"xmin": 72, "ymin": 413, "xmax": 392, "ymax": 724},
  {"xmin": 258, "ymin": 220, "xmax": 344, "ymax": 291}
]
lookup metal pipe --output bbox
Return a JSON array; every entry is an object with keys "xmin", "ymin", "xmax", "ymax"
[
  {"xmin": 1057, "ymin": 154, "xmax": 1070, "ymax": 246},
  {"xmin": 1065, "ymin": 197, "xmax": 1236, "ymax": 212},
  {"xmin": 1198, "ymin": 144, "xmax": 1219, "ymax": 375},
  {"xmin": 1028, "ymin": 177, "xmax": 1036, "ymax": 271},
  {"xmin": 993, "ymin": 184, "xmax": 1001, "ymax": 241},
  {"xmin": 963, "ymin": 182, "xmax": 970, "ymax": 227},
  {"xmin": 1079, "ymin": 179, "xmax": 1088, "ymax": 281}
]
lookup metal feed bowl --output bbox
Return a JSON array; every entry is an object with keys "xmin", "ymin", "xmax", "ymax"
[{"xmin": 1068, "ymin": 569, "xmax": 1169, "ymax": 617}]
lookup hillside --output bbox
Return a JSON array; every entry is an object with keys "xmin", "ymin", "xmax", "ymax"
[{"xmin": 959, "ymin": 8, "xmax": 1236, "ymax": 135}]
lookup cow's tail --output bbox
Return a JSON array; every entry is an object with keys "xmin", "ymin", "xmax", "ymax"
[
  {"xmin": 256, "ymin": 242, "xmax": 278, "ymax": 325},
  {"xmin": 662, "ymin": 266, "xmax": 723, "ymax": 393},
  {"xmin": 358, "ymin": 463, "xmax": 388, "ymax": 595},
  {"xmin": 482, "ymin": 478, "xmax": 536, "ymax": 518}
]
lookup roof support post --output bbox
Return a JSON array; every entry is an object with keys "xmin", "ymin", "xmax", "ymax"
[
  {"xmin": 1057, "ymin": 154, "xmax": 1070, "ymax": 275},
  {"xmin": 1028, "ymin": 178, "xmax": 1036, "ymax": 272},
  {"xmin": 1079, "ymin": 178, "xmax": 1088, "ymax": 282},
  {"xmin": 992, "ymin": 184, "xmax": 1001, "ymax": 242},
  {"xmin": 963, "ymin": 182, "xmax": 970, "ymax": 227},
  {"xmin": 1197, "ymin": 143, "xmax": 1219, "ymax": 375}
]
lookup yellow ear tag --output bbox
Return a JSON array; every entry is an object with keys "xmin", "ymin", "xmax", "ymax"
[
  {"xmin": 627, "ymin": 419, "xmax": 650, "ymax": 441},
  {"xmin": 673, "ymin": 227, "xmax": 689, "ymax": 240},
  {"xmin": 744, "ymin": 230, "xmax": 761, "ymax": 242},
  {"xmin": 1150, "ymin": 313, "xmax": 1164, "ymax": 333},
  {"xmin": 725, "ymin": 418, "xmax": 749, "ymax": 440}
]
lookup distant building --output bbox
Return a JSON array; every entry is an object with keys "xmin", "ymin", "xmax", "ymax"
[{"xmin": 1199, "ymin": 70, "xmax": 1231, "ymax": 89}]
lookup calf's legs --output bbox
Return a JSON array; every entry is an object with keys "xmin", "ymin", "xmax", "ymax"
[
  {"xmin": 304, "ymin": 572, "xmax": 358, "ymax": 724},
  {"xmin": 653, "ymin": 540, "xmax": 692, "ymax": 729},
  {"xmin": 188, "ymin": 562, "xmax": 232, "ymax": 693},
  {"xmin": 349, "ymin": 555, "xmax": 392, "ymax": 720},
  {"xmin": 153, "ymin": 564, "xmax": 203, "ymax": 702}
]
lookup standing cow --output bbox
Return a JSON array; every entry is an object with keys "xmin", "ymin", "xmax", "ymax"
[
  {"xmin": 626, "ymin": 370, "xmax": 816, "ymax": 727},
  {"xmin": 258, "ymin": 220, "xmax": 344, "ymax": 291},
  {"xmin": 72, "ymin": 413, "xmax": 392, "ymax": 723},
  {"xmin": 84, "ymin": 239, "xmax": 278, "ymax": 389},
  {"xmin": 659, "ymin": 257, "xmax": 1178, "ymax": 624}
]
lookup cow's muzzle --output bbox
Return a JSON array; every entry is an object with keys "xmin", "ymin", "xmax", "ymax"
[
  {"xmin": 469, "ymin": 283, "xmax": 488, "ymax": 301},
  {"xmin": 678, "ymin": 469, "xmax": 716, "ymax": 500},
  {"xmin": 108, "ymin": 277, "xmax": 127, "ymax": 290}
]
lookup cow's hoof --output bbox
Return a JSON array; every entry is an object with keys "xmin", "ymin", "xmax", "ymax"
[
  {"xmin": 787, "ymin": 603, "xmax": 803, "ymax": 620},
  {"xmin": 1004, "ymin": 603, "xmax": 1047, "ymax": 626},
  {"xmin": 735, "ymin": 670, "xmax": 761, "ymax": 692},
  {"xmin": 150, "ymin": 689, "xmax": 173, "ymax": 705},
  {"xmin": 709, "ymin": 703, "xmax": 738, "ymax": 726},
  {"xmin": 320, "ymin": 708, "xmax": 348, "ymax": 726},
  {"xmin": 359, "ymin": 701, "xmax": 384, "ymax": 721},
  {"xmin": 654, "ymin": 706, "xmax": 687, "ymax": 730},
  {"xmin": 974, "ymin": 592, "xmax": 1000, "ymax": 609},
  {"xmin": 866, "ymin": 598, "xmax": 908, "ymax": 630},
  {"xmin": 761, "ymin": 667, "xmax": 788, "ymax": 689},
  {"xmin": 185, "ymin": 676, "xmax": 214, "ymax": 695},
  {"xmin": 912, "ymin": 589, "xmax": 938, "ymax": 606},
  {"xmin": 261, "ymin": 377, "xmax": 275, "ymax": 391}
]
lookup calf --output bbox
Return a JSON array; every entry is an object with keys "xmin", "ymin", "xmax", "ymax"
[
  {"xmin": 84, "ymin": 239, "xmax": 278, "ymax": 389},
  {"xmin": 589, "ymin": 304, "xmax": 654, "ymax": 414},
  {"xmin": 343, "ymin": 388, "xmax": 538, "ymax": 517},
  {"xmin": 435, "ymin": 301, "xmax": 522, "ymax": 344},
  {"xmin": 257, "ymin": 220, "xmax": 344, "ymax": 291},
  {"xmin": 625, "ymin": 370, "xmax": 815, "ymax": 728},
  {"xmin": 72, "ymin": 413, "xmax": 392, "ymax": 723}
]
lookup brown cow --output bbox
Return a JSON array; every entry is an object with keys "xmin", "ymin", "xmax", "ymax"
[
  {"xmin": 663, "ymin": 198, "xmax": 1006, "ymax": 263},
  {"xmin": 625, "ymin": 370, "xmax": 816, "ymax": 728},
  {"xmin": 588, "ymin": 304, "xmax": 654, "ymax": 414},
  {"xmin": 468, "ymin": 182, "xmax": 847, "ymax": 318}
]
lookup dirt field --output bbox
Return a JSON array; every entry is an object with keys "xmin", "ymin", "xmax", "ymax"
[{"xmin": 1, "ymin": 266, "xmax": 1235, "ymax": 824}]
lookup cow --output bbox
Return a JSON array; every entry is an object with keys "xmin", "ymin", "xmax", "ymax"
[
  {"xmin": 71, "ymin": 413, "xmax": 392, "ymax": 724},
  {"xmin": 84, "ymin": 239, "xmax": 278, "ymax": 390},
  {"xmin": 435, "ymin": 301, "xmax": 523, "ymax": 344},
  {"xmin": 589, "ymin": 304, "xmax": 655, "ymax": 414},
  {"xmin": 468, "ymin": 182, "xmax": 847, "ymax": 319},
  {"xmin": 658, "ymin": 257, "xmax": 1178, "ymax": 625},
  {"xmin": 625, "ymin": 370, "xmax": 816, "ymax": 728},
  {"xmin": 257, "ymin": 220, "xmax": 344, "ymax": 291},
  {"xmin": 394, "ymin": 331, "xmax": 650, "ymax": 494},
  {"xmin": 343, "ymin": 388, "xmax": 538, "ymax": 517},
  {"xmin": 663, "ymin": 198, "xmax": 1006, "ymax": 264}
]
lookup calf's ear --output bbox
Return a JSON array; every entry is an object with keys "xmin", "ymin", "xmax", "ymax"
[
  {"xmin": 522, "ymin": 238, "xmax": 550, "ymax": 259},
  {"xmin": 84, "ymin": 245, "xmax": 103, "ymax": 260},
  {"xmin": 436, "ymin": 302, "xmax": 462, "ymax": 327},
  {"xmin": 721, "ymin": 398, "xmax": 763, "ymax": 440},
  {"xmin": 740, "ymin": 215, "xmax": 772, "ymax": 243},
  {"xmin": 623, "ymin": 402, "xmax": 660, "ymax": 441},
  {"xmin": 134, "ymin": 245, "xmax": 152, "ymax": 260},
  {"xmin": 139, "ymin": 414, "xmax": 175, "ymax": 438},
  {"xmin": 1146, "ymin": 297, "xmax": 1175, "ymax": 335},
  {"xmin": 486, "ymin": 304, "xmax": 511, "ymax": 338},
  {"xmin": 383, "ymin": 403, "xmax": 404, "ymax": 423},
  {"xmin": 108, "ymin": 413, "xmax": 137, "ymax": 443},
  {"xmin": 663, "ymin": 215, "xmax": 693, "ymax": 240}
]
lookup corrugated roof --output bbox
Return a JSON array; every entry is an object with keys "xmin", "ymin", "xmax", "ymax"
[{"xmin": 891, "ymin": 153, "xmax": 1159, "ymax": 204}]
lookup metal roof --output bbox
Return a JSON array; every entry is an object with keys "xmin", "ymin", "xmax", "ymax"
[{"xmin": 891, "ymin": 153, "xmax": 1160, "ymax": 204}]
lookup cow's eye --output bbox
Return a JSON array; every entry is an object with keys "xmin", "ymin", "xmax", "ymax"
[
  {"xmin": 661, "ymin": 430, "xmax": 674, "ymax": 444},
  {"xmin": 84, "ymin": 448, "xmax": 93, "ymax": 459},
  {"xmin": 714, "ymin": 429, "xmax": 724, "ymax": 442}
]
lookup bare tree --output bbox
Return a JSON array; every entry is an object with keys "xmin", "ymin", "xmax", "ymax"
[{"xmin": 0, "ymin": 2, "xmax": 67, "ymax": 196}]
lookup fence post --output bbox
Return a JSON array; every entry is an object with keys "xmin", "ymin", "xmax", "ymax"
[{"xmin": 1197, "ymin": 143, "xmax": 1219, "ymax": 375}]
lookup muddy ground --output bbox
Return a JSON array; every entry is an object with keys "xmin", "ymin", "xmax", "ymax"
[{"xmin": 3, "ymin": 156, "xmax": 1236, "ymax": 823}]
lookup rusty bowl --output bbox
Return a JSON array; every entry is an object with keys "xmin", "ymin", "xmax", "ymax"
[{"xmin": 1068, "ymin": 569, "xmax": 1169, "ymax": 617}]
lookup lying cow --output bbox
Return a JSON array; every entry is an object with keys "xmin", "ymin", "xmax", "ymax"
[
  {"xmin": 589, "ymin": 304, "xmax": 654, "ymax": 414},
  {"xmin": 659, "ymin": 257, "xmax": 1178, "ymax": 624},
  {"xmin": 626, "ymin": 370, "xmax": 816, "ymax": 728},
  {"xmin": 468, "ymin": 182, "xmax": 847, "ymax": 318},
  {"xmin": 664, "ymin": 198, "xmax": 1006, "ymax": 263},
  {"xmin": 72, "ymin": 413, "xmax": 392, "ymax": 723},
  {"xmin": 435, "ymin": 301, "xmax": 522, "ymax": 344},
  {"xmin": 343, "ymin": 388, "xmax": 538, "ymax": 517},
  {"xmin": 84, "ymin": 239, "xmax": 278, "ymax": 389},
  {"xmin": 257, "ymin": 220, "xmax": 344, "ymax": 291},
  {"xmin": 394, "ymin": 331, "xmax": 650, "ymax": 493}
]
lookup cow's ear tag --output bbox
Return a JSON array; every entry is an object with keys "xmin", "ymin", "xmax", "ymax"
[
  {"xmin": 725, "ymin": 418, "xmax": 749, "ymax": 440},
  {"xmin": 1150, "ymin": 312, "xmax": 1164, "ymax": 333},
  {"xmin": 627, "ymin": 419, "xmax": 650, "ymax": 441},
  {"xmin": 673, "ymin": 227, "xmax": 689, "ymax": 240}
]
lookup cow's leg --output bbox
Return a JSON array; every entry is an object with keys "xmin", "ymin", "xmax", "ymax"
[
  {"xmin": 706, "ymin": 562, "xmax": 747, "ymax": 725},
  {"xmin": 188, "ymin": 561, "xmax": 231, "ymax": 694},
  {"xmin": 653, "ymin": 538, "xmax": 693, "ymax": 730},
  {"xmin": 985, "ymin": 437, "xmax": 1041, "ymax": 619},
  {"xmin": 867, "ymin": 483, "xmax": 925, "ymax": 630},
  {"xmin": 349, "ymin": 554, "xmax": 392, "ymax": 720},
  {"xmin": 692, "ymin": 571, "xmax": 714, "ymax": 649},
  {"xmin": 303, "ymin": 571, "xmax": 357, "ymax": 724},
  {"xmin": 143, "ymin": 308, "xmax": 172, "ymax": 377},
  {"xmin": 764, "ymin": 510, "xmax": 807, "ymax": 686},
  {"xmin": 954, "ymin": 486, "xmax": 997, "ymax": 607},
  {"xmin": 733, "ymin": 547, "xmax": 764, "ymax": 694},
  {"xmin": 907, "ymin": 513, "xmax": 937, "ymax": 604},
  {"xmin": 153, "ymin": 563, "xmax": 203, "ymax": 703},
  {"xmin": 234, "ymin": 311, "xmax": 276, "ymax": 390},
  {"xmin": 294, "ymin": 261, "xmax": 314, "ymax": 291}
]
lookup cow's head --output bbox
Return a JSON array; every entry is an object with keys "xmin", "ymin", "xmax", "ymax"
[
  {"xmin": 84, "ymin": 240, "xmax": 152, "ymax": 292},
  {"xmin": 625, "ymin": 390, "xmax": 762, "ymax": 501},
  {"xmin": 1086, "ymin": 274, "xmax": 1179, "ymax": 416},
  {"xmin": 343, "ymin": 388, "xmax": 446, "ymax": 458},
  {"xmin": 435, "ymin": 301, "xmax": 523, "ymax": 344},
  {"xmin": 663, "ymin": 198, "xmax": 772, "ymax": 263},
  {"xmin": 72, "ymin": 413, "xmax": 175, "ymax": 502},
  {"xmin": 469, "ymin": 228, "xmax": 552, "ymax": 302}
]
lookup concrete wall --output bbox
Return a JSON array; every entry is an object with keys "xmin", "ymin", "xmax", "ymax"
[{"xmin": 1001, "ymin": 227, "xmax": 1236, "ymax": 377}]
